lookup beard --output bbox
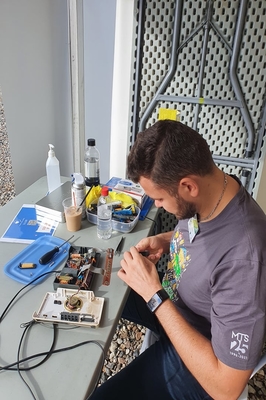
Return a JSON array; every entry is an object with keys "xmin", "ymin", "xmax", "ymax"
[{"xmin": 174, "ymin": 192, "xmax": 197, "ymax": 220}]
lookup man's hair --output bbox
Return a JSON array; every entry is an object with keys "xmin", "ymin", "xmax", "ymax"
[{"xmin": 127, "ymin": 120, "xmax": 215, "ymax": 191}]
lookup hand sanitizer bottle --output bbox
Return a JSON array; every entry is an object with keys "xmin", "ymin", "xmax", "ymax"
[{"xmin": 46, "ymin": 144, "xmax": 61, "ymax": 193}]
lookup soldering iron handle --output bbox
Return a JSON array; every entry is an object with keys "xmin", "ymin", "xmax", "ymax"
[{"xmin": 39, "ymin": 247, "xmax": 59, "ymax": 265}]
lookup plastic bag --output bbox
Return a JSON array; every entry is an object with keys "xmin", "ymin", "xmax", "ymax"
[{"xmin": 85, "ymin": 185, "xmax": 137, "ymax": 209}]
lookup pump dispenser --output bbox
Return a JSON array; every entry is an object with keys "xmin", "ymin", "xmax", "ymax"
[{"xmin": 46, "ymin": 144, "xmax": 61, "ymax": 193}]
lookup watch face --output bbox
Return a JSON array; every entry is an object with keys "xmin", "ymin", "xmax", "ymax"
[
  {"xmin": 149, "ymin": 297, "xmax": 159, "ymax": 309},
  {"xmin": 147, "ymin": 289, "xmax": 169, "ymax": 313},
  {"xmin": 148, "ymin": 293, "xmax": 161, "ymax": 312}
]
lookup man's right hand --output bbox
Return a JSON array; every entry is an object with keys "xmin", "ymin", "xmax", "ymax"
[{"xmin": 135, "ymin": 231, "xmax": 173, "ymax": 264}]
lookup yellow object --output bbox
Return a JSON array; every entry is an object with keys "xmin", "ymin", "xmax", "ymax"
[
  {"xmin": 85, "ymin": 185, "xmax": 137, "ymax": 209},
  {"xmin": 85, "ymin": 185, "xmax": 102, "ymax": 208},
  {"xmin": 108, "ymin": 191, "xmax": 137, "ymax": 208},
  {"xmin": 159, "ymin": 108, "xmax": 180, "ymax": 121}
]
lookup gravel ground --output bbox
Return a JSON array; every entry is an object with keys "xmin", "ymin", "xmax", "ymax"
[
  {"xmin": 0, "ymin": 92, "xmax": 265, "ymax": 399},
  {"xmin": 98, "ymin": 318, "xmax": 146, "ymax": 386}
]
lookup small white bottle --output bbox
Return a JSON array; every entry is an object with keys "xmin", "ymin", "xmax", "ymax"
[
  {"xmin": 46, "ymin": 144, "xmax": 61, "ymax": 193},
  {"xmin": 97, "ymin": 186, "xmax": 112, "ymax": 240},
  {"xmin": 84, "ymin": 138, "xmax": 100, "ymax": 188},
  {"xmin": 71, "ymin": 172, "xmax": 86, "ymax": 219}
]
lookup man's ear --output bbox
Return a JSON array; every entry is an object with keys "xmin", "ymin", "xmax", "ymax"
[{"xmin": 178, "ymin": 177, "xmax": 199, "ymax": 199}]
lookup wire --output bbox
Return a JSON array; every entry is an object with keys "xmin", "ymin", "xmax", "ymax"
[
  {"xmin": 84, "ymin": 341, "xmax": 106, "ymax": 400},
  {"xmin": 0, "ymin": 320, "xmax": 105, "ymax": 400},
  {"xmin": 2, "ymin": 322, "xmax": 57, "ymax": 371},
  {"xmin": 17, "ymin": 321, "xmax": 38, "ymax": 400},
  {"xmin": 0, "ymin": 335, "xmax": 105, "ymax": 373},
  {"xmin": 144, "ymin": 216, "xmax": 159, "ymax": 236},
  {"xmin": 145, "ymin": 216, "xmax": 156, "ymax": 224},
  {"xmin": 0, "ymin": 270, "xmax": 105, "ymax": 399},
  {"xmin": 0, "ymin": 269, "xmax": 61, "ymax": 323}
]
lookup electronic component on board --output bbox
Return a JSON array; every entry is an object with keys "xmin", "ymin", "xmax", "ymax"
[
  {"xmin": 53, "ymin": 246, "xmax": 101, "ymax": 291},
  {"xmin": 33, "ymin": 288, "xmax": 104, "ymax": 328}
]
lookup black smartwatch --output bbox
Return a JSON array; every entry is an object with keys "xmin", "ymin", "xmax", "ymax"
[{"xmin": 147, "ymin": 289, "xmax": 169, "ymax": 313}]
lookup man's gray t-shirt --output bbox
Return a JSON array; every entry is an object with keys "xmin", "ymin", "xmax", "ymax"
[{"xmin": 162, "ymin": 184, "xmax": 266, "ymax": 370}]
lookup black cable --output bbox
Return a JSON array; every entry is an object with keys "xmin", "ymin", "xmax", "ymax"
[
  {"xmin": 0, "ymin": 320, "xmax": 105, "ymax": 400},
  {"xmin": 0, "ymin": 269, "xmax": 61, "ymax": 323},
  {"xmin": 0, "ymin": 269, "xmax": 105, "ymax": 399},
  {"xmin": 84, "ymin": 341, "xmax": 106, "ymax": 400},
  {"xmin": 0, "ymin": 337, "xmax": 105, "ymax": 372},
  {"xmin": 17, "ymin": 320, "xmax": 37, "ymax": 400},
  {"xmin": 145, "ymin": 216, "xmax": 157, "ymax": 230},
  {"xmin": 2, "ymin": 321, "xmax": 57, "ymax": 371}
]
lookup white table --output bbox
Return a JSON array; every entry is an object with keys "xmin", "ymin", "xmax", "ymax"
[{"xmin": 0, "ymin": 177, "xmax": 157, "ymax": 400}]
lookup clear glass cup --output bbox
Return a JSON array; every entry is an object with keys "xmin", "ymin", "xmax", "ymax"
[{"xmin": 62, "ymin": 197, "xmax": 82, "ymax": 232}]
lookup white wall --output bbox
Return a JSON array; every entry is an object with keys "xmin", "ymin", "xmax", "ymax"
[
  {"xmin": 83, "ymin": 0, "xmax": 116, "ymax": 185},
  {"xmin": 109, "ymin": 0, "xmax": 136, "ymax": 180},
  {"xmin": 1, "ymin": 0, "xmax": 265, "ymax": 213},
  {"xmin": 0, "ymin": 0, "xmax": 118, "ymax": 194},
  {"xmin": 0, "ymin": 0, "xmax": 73, "ymax": 195}
]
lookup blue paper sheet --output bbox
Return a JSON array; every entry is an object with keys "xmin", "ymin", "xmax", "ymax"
[{"xmin": 0, "ymin": 204, "xmax": 58, "ymax": 244}]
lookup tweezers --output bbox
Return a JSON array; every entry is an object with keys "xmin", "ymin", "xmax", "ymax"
[{"xmin": 115, "ymin": 236, "xmax": 125, "ymax": 256}]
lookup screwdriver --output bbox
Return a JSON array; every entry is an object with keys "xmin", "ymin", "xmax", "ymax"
[{"xmin": 39, "ymin": 235, "xmax": 74, "ymax": 265}]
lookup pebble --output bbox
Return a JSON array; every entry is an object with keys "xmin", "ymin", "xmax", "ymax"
[{"xmin": 98, "ymin": 318, "xmax": 145, "ymax": 386}]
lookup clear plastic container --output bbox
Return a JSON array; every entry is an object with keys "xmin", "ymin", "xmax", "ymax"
[
  {"xmin": 97, "ymin": 186, "xmax": 112, "ymax": 239},
  {"xmin": 87, "ymin": 206, "xmax": 140, "ymax": 233}
]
